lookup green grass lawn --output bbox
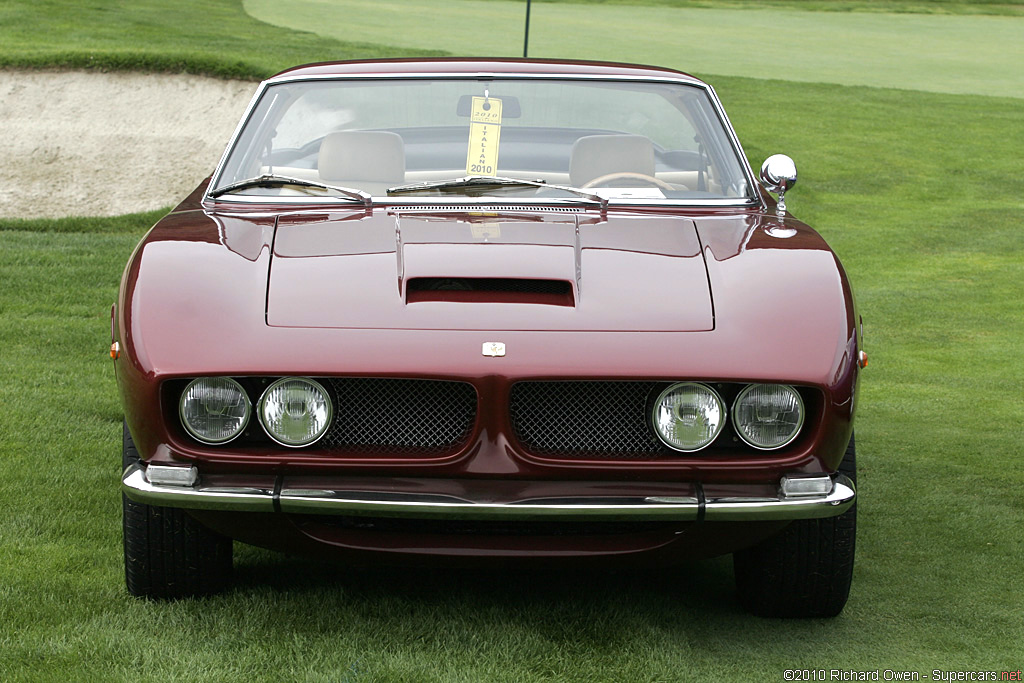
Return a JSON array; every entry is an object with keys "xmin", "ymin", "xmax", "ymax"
[
  {"xmin": 2, "ymin": 0, "xmax": 1023, "ymax": 680},
  {"xmin": 482, "ymin": 0, "xmax": 1024, "ymax": 13},
  {"xmin": 244, "ymin": 0, "xmax": 1024, "ymax": 97},
  {"xmin": 0, "ymin": 0, "xmax": 443, "ymax": 79}
]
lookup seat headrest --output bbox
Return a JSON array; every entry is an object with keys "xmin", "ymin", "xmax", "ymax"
[
  {"xmin": 318, "ymin": 131, "xmax": 405, "ymax": 183},
  {"xmin": 569, "ymin": 134, "xmax": 655, "ymax": 187}
]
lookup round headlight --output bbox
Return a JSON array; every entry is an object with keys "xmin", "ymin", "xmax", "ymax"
[
  {"xmin": 179, "ymin": 377, "xmax": 251, "ymax": 444},
  {"xmin": 258, "ymin": 378, "xmax": 333, "ymax": 447},
  {"xmin": 650, "ymin": 382, "xmax": 726, "ymax": 452},
  {"xmin": 732, "ymin": 383, "xmax": 805, "ymax": 450}
]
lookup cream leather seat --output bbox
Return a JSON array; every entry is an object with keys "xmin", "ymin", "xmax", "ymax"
[
  {"xmin": 569, "ymin": 134, "xmax": 656, "ymax": 187},
  {"xmin": 318, "ymin": 131, "xmax": 405, "ymax": 195}
]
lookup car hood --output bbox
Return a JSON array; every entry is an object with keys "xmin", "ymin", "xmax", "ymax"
[
  {"xmin": 266, "ymin": 211, "xmax": 713, "ymax": 332},
  {"xmin": 121, "ymin": 204, "xmax": 854, "ymax": 388}
]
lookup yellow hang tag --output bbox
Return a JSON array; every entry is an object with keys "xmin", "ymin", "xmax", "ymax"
[{"xmin": 466, "ymin": 96, "xmax": 502, "ymax": 176}]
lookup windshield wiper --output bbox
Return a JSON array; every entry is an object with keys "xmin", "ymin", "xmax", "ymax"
[
  {"xmin": 387, "ymin": 175, "xmax": 607, "ymax": 208},
  {"xmin": 209, "ymin": 174, "xmax": 372, "ymax": 206}
]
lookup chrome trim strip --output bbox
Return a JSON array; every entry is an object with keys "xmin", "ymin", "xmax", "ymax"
[
  {"xmin": 279, "ymin": 489, "xmax": 701, "ymax": 521},
  {"xmin": 703, "ymin": 477, "xmax": 855, "ymax": 521},
  {"xmin": 208, "ymin": 81, "xmax": 267, "ymax": 196},
  {"xmin": 122, "ymin": 465, "xmax": 855, "ymax": 522},
  {"xmin": 268, "ymin": 71, "xmax": 707, "ymax": 86},
  {"xmin": 124, "ymin": 466, "xmax": 276, "ymax": 512},
  {"xmin": 704, "ymin": 82, "xmax": 762, "ymax": 205},
  {"xmin": 207, "ymin": 196, "xmax": 758, "ymax": 209}
]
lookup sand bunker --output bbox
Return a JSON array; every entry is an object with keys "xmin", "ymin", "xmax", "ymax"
[{"xmin": 0, "ymin": 70, "xmax": 257, "ymax": 219}]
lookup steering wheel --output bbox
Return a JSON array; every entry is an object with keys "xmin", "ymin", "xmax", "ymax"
[{"xmin": 581, "ymin": 172, "xmax": 676, "ymax": 191}]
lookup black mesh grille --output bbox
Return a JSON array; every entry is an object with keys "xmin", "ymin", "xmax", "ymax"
[
  {"xmin": 509, "ymin": 381, "xmax": 668, "ymax": 458},
  {"xmin": 320, "ymin": 378, "xmax": 477, "ymax": 455}
]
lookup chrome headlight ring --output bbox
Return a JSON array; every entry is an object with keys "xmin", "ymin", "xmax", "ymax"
[
  {"xmin": 731, "ymin": 383, "xmax": 805, "ymax": 450},
  {"xmin": 179, "ymin": 376, "xmax": 252, "ymax": 445},
  {"xmin": 650, "ymin": 382, "xmax": 727, "ymax": 453},
  {"xmin": 257, "ymin": 377, "xmax": 334, "ymax": 448}
]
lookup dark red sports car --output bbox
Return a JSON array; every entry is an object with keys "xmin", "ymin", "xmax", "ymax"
[{"xmin": 116, "ymin": 58, "xmax": 862, "ymax": 617}]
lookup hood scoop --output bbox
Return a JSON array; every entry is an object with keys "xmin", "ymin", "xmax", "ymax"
[
  {"xmin": 406, "ymin": 277, "xmax": 575, "ymax": 307},
  {"xmin": 267, "ymin": 213, "xmax": 714, "ymax": 332}
]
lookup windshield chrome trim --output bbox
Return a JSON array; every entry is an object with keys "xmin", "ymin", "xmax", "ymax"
[
  {"xmin": 206, "ymin": 72, "xmax": 764, "ymax": 211},
  {"xmin": 206, "ymin": 195, "xmax": 759, "ymax": 209},
  {"xmin": 704, "ymin": 82, "xmax": 762, "ymax": 206},
  {"xmin": 208, "ymin": 84, "xmax": 264, "ymax": 202},
  {"xmin": 267, "ymin": 71, "xmax": 707, "ymax": 86}
]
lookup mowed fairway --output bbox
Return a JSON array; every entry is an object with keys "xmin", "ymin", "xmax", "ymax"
[
  {"xmin": 1, "ymin": 0, "xmax": 1023, "ymax": 680},
  {"xmin": 244, "ymin": 0, "xmax": 1024, "ymax": 97}
]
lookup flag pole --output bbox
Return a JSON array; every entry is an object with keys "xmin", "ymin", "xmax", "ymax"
[{"xmin": 523, "ymin": 0, "xmax": 532, "ymax": 58}]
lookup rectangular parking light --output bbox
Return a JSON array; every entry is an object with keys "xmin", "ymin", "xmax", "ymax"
[
  {"xmin": 780, "ymin": 474, "xmax": 833, "ymax": 498},
  {"xmin": 145, "ymin": 464, "xmax": 198, "ymax": 487}
]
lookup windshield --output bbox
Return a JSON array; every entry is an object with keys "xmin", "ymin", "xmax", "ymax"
[{"xmin": 211, "ymin": 77, "xmax": 754, "ymax": 204}]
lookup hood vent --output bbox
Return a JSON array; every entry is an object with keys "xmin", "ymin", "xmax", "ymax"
[{"xmin": 406, "ymin": 277, "xmax": 575, "ymax": 307}]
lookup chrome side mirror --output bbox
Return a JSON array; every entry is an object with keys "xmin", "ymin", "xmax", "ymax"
[{"xmin": 760, "ymin": 154, "xmax": 797, "ymax": 215}]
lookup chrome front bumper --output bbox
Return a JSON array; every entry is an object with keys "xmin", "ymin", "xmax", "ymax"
[{"xmin": 122, "ymin": 465, "xmax": 855, "ymax": 523}]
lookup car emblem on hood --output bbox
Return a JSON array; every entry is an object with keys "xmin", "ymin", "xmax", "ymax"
[{"xmin": 482, "ymin": 342, "xmax": 506, "ymax": 357}]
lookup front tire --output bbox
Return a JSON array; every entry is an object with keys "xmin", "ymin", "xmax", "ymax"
[
  {"xmin": 732, "ymin": 434, "xmax": 857, "ymax": 617},
  {"xmin": 122, "ymin": 422, "xmax": 233, "ymax": 599}
]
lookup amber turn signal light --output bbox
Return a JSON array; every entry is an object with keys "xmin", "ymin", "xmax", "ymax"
[
  {"xmin": 857, "ymin": 350, "xmax": 868, "ymax": 368},
  {"xmin": 110, "ymin": 342, "xmax": 120, "ymax": 360}
]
